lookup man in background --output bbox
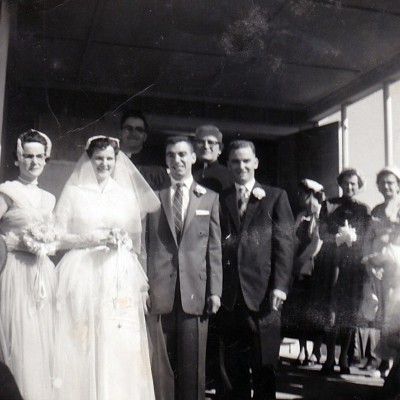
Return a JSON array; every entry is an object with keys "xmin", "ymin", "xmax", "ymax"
[
  {"xmin": 120, "ymin": 110, "xmax": 170, "ymax": 190},
  {"xmin": 193, "ymin": 125, "xmax": 233, "ymax": 194}
]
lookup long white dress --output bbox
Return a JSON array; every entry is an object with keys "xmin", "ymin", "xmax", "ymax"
[
  {"xmin": 53, "ymin": 177, "xmax": 155, "ymax": 400},
  {"xmin": 0, "ymin": 180, "xmax": 56, "ymax": 400}
]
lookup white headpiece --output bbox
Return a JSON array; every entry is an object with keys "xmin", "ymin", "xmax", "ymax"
[
  {"xmin": 84, "ymin": 135, "xmax": 120, "ymax": 150},
  {"xmin": 16, "ymin": 129, "xmax": 52, "ymax": 161},
  {"xmin": 60, "ymin": 136, "xmax": 160, "ymax": 218}
]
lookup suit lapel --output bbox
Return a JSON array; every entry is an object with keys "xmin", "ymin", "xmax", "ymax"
[
  {"xmin": 159, "ymin": 188, "xmax": 178, "ymax": 244},
  {"xmin": 241, "ymin": 182, "xmax": 263, "ymax": 231},
  {"xmin": 225, "ymin": 187, "xmax": 240, "ymax": 232},
  {"xmin": 182, "ymin": 182, "xmax": 202, "ymax": 234}
]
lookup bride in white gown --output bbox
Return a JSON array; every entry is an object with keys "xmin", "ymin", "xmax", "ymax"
[
  {"xmin": 53, "ymin": 136, "xmax": 160, "ymax": 400},
  {"xmin": 0, "ymin": 129, "xmax": 56, "ymax": 400}
]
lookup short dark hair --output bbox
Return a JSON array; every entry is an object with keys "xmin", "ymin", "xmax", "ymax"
[
  {"xmin": 165, "ymin": 136, "xmax": 193, "ymax": 151},
  {"xmin": 120, "ymin": 110, "xmax": 148, "ymax": 130},
  {"xmin": 86, "ymin": 137, "xmax": 120, "ymax": 158},
  {"xmin": 336, "ymin": 168, "xmax": 364, "ymax": 189},
  {"xmin": 227, "ymin": 140, "xmax": 256, "ymax": 157}
]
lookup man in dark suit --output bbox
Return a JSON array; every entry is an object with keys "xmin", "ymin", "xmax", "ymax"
[
  {"xmin": 193, "ymin": 124, "xmax": 233, "ymax": 194},
  {"xmin": 120, "ymin": 110, "xmax": 170, "ymax": 190},
  {"xmin": 219, "ymin": 140, "xmax": 294, "ymax": 400},
  {"xmin": 147, "ymin": 136, "xmax": 223, "ymax": 400}
]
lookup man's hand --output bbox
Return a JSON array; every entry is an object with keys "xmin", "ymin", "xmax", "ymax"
[
  {"xmin": 270, "ymin": 289, "xmax": 286, "ymax": 311},
  {"xmin": 207, "ymin": 295, "xmax": 221, "ymax": 315}
]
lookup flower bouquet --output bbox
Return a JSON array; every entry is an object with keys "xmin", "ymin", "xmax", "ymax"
[
  {"xmin": 107, "ymin": 228, "xmax": 133, "ymax": 252},
  {"xmin": 22, "ymin": 222, "xmax": 58, "ymax": 256}
]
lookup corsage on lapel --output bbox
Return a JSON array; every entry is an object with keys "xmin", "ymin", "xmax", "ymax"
[
  {"xmin": 194, "ymin": 184, "xmax": 207, "ymax": 197},
  {"xmin": 252, "ymin": 187, "xmax": 266, "ymax": 200}
]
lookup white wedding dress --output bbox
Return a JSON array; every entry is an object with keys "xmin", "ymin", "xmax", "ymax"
[
  {"xmin": 53, "ymin": 177, "xmax": 155, "ymax": 400},
  {"xmin": 0, "ymin": 180, "xmax": 56, "ymax": 400}
]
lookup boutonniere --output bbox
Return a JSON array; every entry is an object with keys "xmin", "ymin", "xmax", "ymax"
[
  {"xmin": 194, "ymin": 185, "xmax": 207, "ymax": 196},
  {"xmin": 252, "ymin": 187, "xmax": 266, "ymax": 200}
]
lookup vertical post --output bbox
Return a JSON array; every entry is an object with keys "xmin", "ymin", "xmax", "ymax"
[
  {"xmin": 383, "ymin": 82, "xmax": 393, "ymax": 166},
  {"xmin": 340, "ymin": 104, "xmax": 349, "ymax": 169},
  {"xmin": 0, "ymin": 0, "xmax": 11, "ymax": 167}
]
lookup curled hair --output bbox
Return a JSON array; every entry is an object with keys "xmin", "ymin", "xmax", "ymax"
[
  {"xmin": 15, "ymin": 129, "xmax": 51, "ymax": 160},
  {"xmin": 120, "ymin": 110, "xmax": 148, "ymax": 131},
  {"xmin": 337, "ymin": 168, "xmax": 364, "ymax": 189},
  {"xmin": 227, "ymin": 140, "xmax": 256, "ymax": 157},
  {"xmin": 86, "ymin": 137, "xmax": 120, "ymax": 158}
]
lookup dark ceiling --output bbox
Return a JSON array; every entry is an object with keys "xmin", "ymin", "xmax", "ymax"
[{"xmin": 8, "ymin": 0, "xmax": 400, "ymax": 136}]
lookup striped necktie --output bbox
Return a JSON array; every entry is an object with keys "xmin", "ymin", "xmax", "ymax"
[
  {"xmin": 173, "ymin": 183, "xmax": 184, "ymax": 243},
  {"xmin": 237, "ymin": 186, "xmax": 247, "ymax": 220}
]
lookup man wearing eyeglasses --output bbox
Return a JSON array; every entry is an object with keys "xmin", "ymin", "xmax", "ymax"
[
  {"xmin": 193, "ymin": 125, "xmax": 233, "ymax": 195},
  {"xmin": 120, "ymin": 110, "xmax": 170, "ymax": 190}
]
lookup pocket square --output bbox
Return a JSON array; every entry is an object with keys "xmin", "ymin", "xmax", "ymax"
[{"xmin": 196, "ymin": 209, "xmax": 210, "ymax": 216}]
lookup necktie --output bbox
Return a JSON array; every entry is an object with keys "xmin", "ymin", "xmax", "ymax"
[
  {"xmin": 173, "ymin": 183, "xmax": 184, "ymax": 243},
  {"xmin": 238, "ymin": 186, "xmax": 247, "ymax": 220}
]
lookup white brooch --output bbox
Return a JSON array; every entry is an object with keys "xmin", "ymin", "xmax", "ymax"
[
  {"xmin": 252, "ymin": 187, "xmax": 266, "ymax": 200},
  {"xmin": 194, "ymin": 185, "xmax": 207, "ymax": 196}
]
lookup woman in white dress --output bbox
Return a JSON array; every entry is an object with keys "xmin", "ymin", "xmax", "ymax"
[
  {"xmin": 53, "ymin": 136, "xmax": 159, "ymax": 400},
  {"xmin": 0, "ymin": 129, "xmax": 56, "ymax": 400}
]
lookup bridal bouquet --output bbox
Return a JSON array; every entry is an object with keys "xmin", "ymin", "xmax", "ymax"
[
  {"xmin": 107, "ymin": 228, "xmax": 133, "ymax": 251},
  {"xmin": 22, "ymin": 222, "xmax": 58, "ymax": 256}
]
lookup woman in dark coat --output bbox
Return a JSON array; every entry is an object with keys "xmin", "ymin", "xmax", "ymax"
[
  {"xmin": 283, "ymin": 179, "xmax": 324, "ymax": 365},
  {"xmin": 318, "ymin": 168, "xmax": 370, "ymax": 374}
]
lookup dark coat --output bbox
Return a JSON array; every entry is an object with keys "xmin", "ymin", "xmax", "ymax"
[{"xmin": 220, "ymin": 182, "xmax": 295, "ymax": 313}]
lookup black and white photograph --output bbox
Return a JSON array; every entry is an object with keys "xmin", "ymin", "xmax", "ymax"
[{"xmin": 1, "ymin": 1, "xmax": 400, "ymax": 399}]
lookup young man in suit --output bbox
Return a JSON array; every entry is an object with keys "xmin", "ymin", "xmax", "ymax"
[
  {"xmin": 219, "ymin": 140, "xmax": 294, "ymax": 400},
  {"xmin": 147, "ymin": 136, "xmax": 222, "ymax": 400}
]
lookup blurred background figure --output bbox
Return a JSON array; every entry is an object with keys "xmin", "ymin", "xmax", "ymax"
[
  {"xmin": 120, "ymin": 110, "xmax": 170, "ymax": 190},
  {"xmin": 362, "ymin": 166, "xmax": 400, "ymax": 392},
  {"xmin": 317, "ymin": 168, "xmax": 370, "ymax": 375},
  {"xmin": 193, "ymin": 125, "xmax": 233, "ymax": 194},
  {"xmin": 283, "ymin": 179, "xmax": 324, "ymax": 366}
]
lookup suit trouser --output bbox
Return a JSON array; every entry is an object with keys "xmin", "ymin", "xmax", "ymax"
[
  {"xmin": 158, "ymin": 292, "xmax": 209, "ymax": 400},
  {"xmin": 219, "ymin": 290, "xmax": 277, "ymax": 400}
]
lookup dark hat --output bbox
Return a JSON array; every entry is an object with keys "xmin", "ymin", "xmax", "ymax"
[{"xmin": 195, "ymin": 125, "xmax": 223, "ymax": 143}]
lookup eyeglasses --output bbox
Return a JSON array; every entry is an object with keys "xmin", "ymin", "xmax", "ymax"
[
  {"xmin": 195, "ymin": 139, "xmax": 220, "ymax": 149},
  {"xmin": 122, "ymin": 125, "xmax": 145, "ymax": 134}
]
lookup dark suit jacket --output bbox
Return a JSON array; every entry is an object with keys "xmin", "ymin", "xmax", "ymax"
[
  {"xmin": 220, "ymin": 182, "xmax": 294, "ymax": 313},
  {"xmin": 147, "ymin": 181, "xmax": 223, "ymax": 316}
]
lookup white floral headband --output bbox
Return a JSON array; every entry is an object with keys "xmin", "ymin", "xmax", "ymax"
[
  {"xmin": 85, "ymin": 135, "xmax": 120, "ymax": 150},
  {"xmin": 16, "ymin": 129, "xmax": 52, "ymax": 161}
]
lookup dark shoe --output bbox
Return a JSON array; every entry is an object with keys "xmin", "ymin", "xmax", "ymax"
[
  {"xmin": 320, "ymin": 364, "xmax": 335, "ymax": 375},
  {"xmin": 340, "ymin": 366, "xmax": 351, "ymax": 375},
  {"xmin": 361, "ymin": 359, "xmax": 378, "ymax": 371},
  {"xmin": 302, "ymin": 359, "xmax": 310, "ymax": 366}
]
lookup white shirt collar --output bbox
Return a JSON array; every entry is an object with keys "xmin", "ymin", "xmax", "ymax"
[
  {"xmin": 235, "ymin": 178, "xmax": 256, "ymax": 194},
  {"xmin": 171, "ymin": 175, "xmax": 193, "ymax": 190}
]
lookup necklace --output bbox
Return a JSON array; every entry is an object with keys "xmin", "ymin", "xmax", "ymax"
[{"xmin": 17, "ymin": 176, "xmax": 38, "ymax": 185}]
